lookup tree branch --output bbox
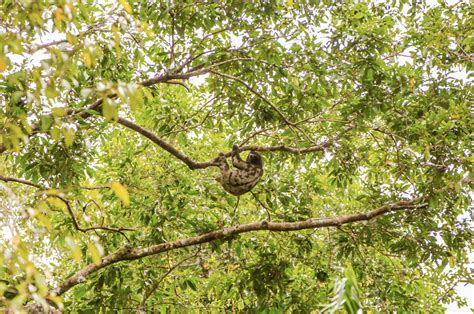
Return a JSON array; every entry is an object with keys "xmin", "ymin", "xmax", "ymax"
[
  {"xmin": 55, "ymin": 198, "xmax": 428, "ymax": 296},
  {"xmin": 141, "ymin": 250, "xmax": 200, "ymax": 306},
  {"xmin": 27, "ymin": 25, "xmax": 104, "ymax": 53},
  {"xmin": 0, "ymin": 174, "xmax": 111, "ymax": 191},
  {"xmin": 210, "ymin": 70, "xmax": 321, "ymax": 143},
  {"xmin": 0, "ymin": 58, "xmax": 250, "ymax": 154},
  {"xmin": 50, "ymin": 195, "xmax": 136, "ymax": 240},
  {"xmin": 116, "ymin": 117, "xmax": 215, "ymax": 170},
  {"xmin": 116, "ymin": 116, "xmax": 342, "ymax": 169},
  {"xmin": 0, "ymin": 175, "xmax": 42, "ymax": 188},
  {"xmin": 0, "ymin": 176, "xmax": 136, "ymax": 237},
  {"xmin": 210, "ymin": 70, "xmax": 295, "ymax": 127}
]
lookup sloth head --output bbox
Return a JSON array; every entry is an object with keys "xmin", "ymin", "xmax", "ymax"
[{"xmin": 247, "ymin": 151, "xmax": 263, "ymax": 168}]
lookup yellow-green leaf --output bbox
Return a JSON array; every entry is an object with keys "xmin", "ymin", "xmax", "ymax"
[
  {"xmin": 62, "ymin": 127, "xmax": 76, "ymax": 147},
  {"xmin": 50, "ymin": 127, "xmax": 60, "ymax": 140},
  {"xmin": 88, "ymin": 242, "xmax": 102, "ymax": 265},
  {"xmin": 46, "ymin": 197, "xmax": 68, "ymax": 215},
  {"xmin": 20, "ymin": 117, "xmax": 32, "ymax": 135},
  {"xmin": 409, "ymin": 78, "xmax": 415, "ymax": 93},
  {"xmin": 119, "ymin": 0, "xmax": 132, "ymax": 14},
  {"xmin": 110, "ymin": 182, "xmax": 130, "ymax": 205},
  {"xmin": 424, "ymin": 145, "xmax": 430, "ymax": 160},
  {"xmin": 66, "ymin": 237, "xmax": 82, "ymax": 262},
  {"xmin": 41, "ymin": 115, "xmax": 53, "ymax": 131},
  {"xmin": 7, "ymin": 123, "xmax": 23, "ymax": 137},
  {"xmin": 36, "ymin": 212, "xmax": 52, "ymax": 230},
  {"xmin": 448, "ymin": 255, "xmax": 456, "ymax": 268},
  {"xmin": 130, "ymin": 88, "xmax": 144, "ymax": 111},
  {"xmin": 52, "ymin": 107, "xmax": 66, "ymax": 117},
  {"xmin": 102, "ymin": 100, "xmax": 119, "ymax": 121},
  {"xmin": 66, "ymin": 32, "xmax": 78, "ymax": 44},
  {"xmin": 83, "ymin": 50, "xmax": 92, "ymax": 67},
  {"xmin": 143, "ymin": 88, "xmax": 153, "ymax": 102}
]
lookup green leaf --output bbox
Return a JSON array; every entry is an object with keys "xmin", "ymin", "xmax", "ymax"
[
  {"xmin": 46, "ymin": 84, "xmax": 58, "ymax": 98},
  {"xmin": 73, "ymin": 285, "xmax": 88, "ymax": 299},
  {"xmin": 177, "ymin": 132, "xmax": 187, "ymax": 146},
  {"xmin": 40, "ymin": 115, "xmax": 53, "ymax": 131},
  {"xmin": 185, "ymin": 279, "xmax": 197, "ymax": 291},
  {"xmin": 50, "ymin": 126, "xmax": 60, "ymax": 140}
]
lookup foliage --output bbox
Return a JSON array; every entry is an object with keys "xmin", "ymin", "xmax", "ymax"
[{"xmin": 0, "ymin": 0, "xmax": 472, "ymax": 312}]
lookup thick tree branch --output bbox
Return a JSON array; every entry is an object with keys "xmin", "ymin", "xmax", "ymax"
[
  {"xmin": 55, "ymin": 198, "xmax": 427, "ymax": 295},
  {"xmin": 116, "ymin": 116, "xmax": 340, "ymax": 169},
  {"xmin": 0, "ymin": 58, "xmax": 251, "ymax": 154},
  {"xmin": 138, "ymin": 58, "xmax": 252, "ymax": 88},
  {"xmin": 79, "ymin": 185, "xmax": 111, "ymax": 190},
  {"xmin": 117, "ymin": 117, "xmax": 215, "ymax": 170}
]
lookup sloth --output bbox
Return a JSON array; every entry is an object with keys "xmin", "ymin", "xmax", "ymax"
[{"xmin": 215, "ymin": 144, "xmax": 263, "ymax": 196}]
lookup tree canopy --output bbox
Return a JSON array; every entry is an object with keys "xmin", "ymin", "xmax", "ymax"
[{"xmin": 0, "ymin": 0, "xmax": 472, "ymax": 312}]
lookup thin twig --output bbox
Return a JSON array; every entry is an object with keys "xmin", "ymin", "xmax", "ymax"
[
  {"xmin": 48, "ymin": 195, "xmax": 136, "ymax": 241},
  {"xmin": 210, "ymin": 70, "xmax": 294, "ymax": 127},
  {"xmin": 141, "ymin": 250, "xmax": 200, "ymax": 306},
  {"xmin": 28, "ymin": 25, "xmax": 105, "ymax": 53},
  {"xmin": 251, "ymin": 191, "xmax": 271, "ymax": 221}
]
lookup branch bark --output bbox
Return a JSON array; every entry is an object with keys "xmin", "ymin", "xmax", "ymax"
[
  {"xmin": 0, "ymin": 175, "xmax": 42, "ymax": 188},
  {"xmin": 55, "ymin": 198, "xmax": 427, "ymax": 296},
  {"xmin": 0, "ymin": 58, "xmax": 252, "ymax": 154},
  {"xmin": 117, "ymin": 117, "xmax": 214, "ymax": 170},
  {"xmin": 28, "ymin": 26, "xmax": 105, "ymax": 53},
  {"xmin": 116, "ymin": 116, "xmax": 341, "ymax": 169},
  {"xmin": 51, "ymin": 195, "xmax": 136, "ymax": 237}
]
